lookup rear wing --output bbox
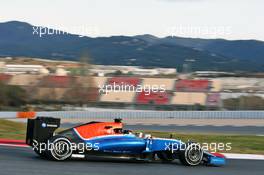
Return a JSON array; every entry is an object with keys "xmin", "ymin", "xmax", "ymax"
[{"xmin": 26, "ymin": 117, "xmax": 60, "ymax": 146}]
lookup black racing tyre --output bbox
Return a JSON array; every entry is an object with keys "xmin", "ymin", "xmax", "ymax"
[
  {"xmin": 31, "ymin": 140, "xmax": 49, "ymax": 159},
  {"xmin": 46, "ymin": 136, "xmax": 72, "ymax": 161},
  {"xmin": 179, "ymin": 143, "xmax": 203, "ymax": 166},
  {"xmin": 34, "ymin": 147, "xmax": 48, "ymax": 159},
  {"xmin": 157, "ymin": 151, "xmax": 174, "ymax": 162}
]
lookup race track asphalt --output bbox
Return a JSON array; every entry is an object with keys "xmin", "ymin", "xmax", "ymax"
[{"xmin": 1, "ymin": 145, "xmax": 263, "ymax": 175}]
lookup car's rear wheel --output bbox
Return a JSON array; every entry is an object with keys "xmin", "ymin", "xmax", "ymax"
[
  {"xmin": 179, "ymin": 143, "xmax": 203, "ymax": 166},
  {"xmin": 47, "ymin": 136, "xmax": 72, "ymax": 161},
  {"xmin": 34, "ymin": 145, "xmax": 48, "ymax": 158}
]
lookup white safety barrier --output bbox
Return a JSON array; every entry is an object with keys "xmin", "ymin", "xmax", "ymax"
[{"xmin": 0, "ymin": 109, "xmax": 264, "ymax": 119}]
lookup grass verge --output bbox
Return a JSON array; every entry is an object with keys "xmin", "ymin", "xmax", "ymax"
[{"xmin": 0, "ymin": 119, "xmax": 26, "ymax": 140}]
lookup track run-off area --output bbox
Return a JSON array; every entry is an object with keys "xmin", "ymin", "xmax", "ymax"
[{"xmin": 0, "ymin": 145, "xmax": 264, "ymax": 175}]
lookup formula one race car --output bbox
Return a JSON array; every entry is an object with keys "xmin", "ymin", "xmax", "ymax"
[{"xmin": 26, "ymin": 117, "xmax": 226, "ymax": 166}]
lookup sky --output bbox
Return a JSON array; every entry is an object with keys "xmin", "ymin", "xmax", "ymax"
[{"xmin": 0, "ymin": 0, "xmax": 263, "ymax": 40}]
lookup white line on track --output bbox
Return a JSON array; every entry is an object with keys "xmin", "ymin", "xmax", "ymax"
[
  {"xmin": 223, "ymin": 153, "xmax": 264, "ymax": 160},
  {"xmin": 72, "ymin": 154, "xmax": 85, "ymax": 158}
]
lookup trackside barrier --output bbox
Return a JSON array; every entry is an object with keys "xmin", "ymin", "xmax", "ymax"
[
  {"xmin": 0, "ymin": 110, "xmax": 264, "ymax": 120},
  {"xmin": 16, "ymin": 111, "xmax": 36, "ymax": 118}
]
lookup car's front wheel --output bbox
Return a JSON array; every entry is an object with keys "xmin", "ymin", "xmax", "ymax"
[
  {"xmin": 179, "ymin": 143, "xmax": 203, "ymax": 166},
  {"xmin": 47, "ymin": 136, "xmax": 72, "ymax": 161}
]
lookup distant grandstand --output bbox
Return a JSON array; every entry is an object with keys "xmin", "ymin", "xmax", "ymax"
[
  {"xmin": 106, "ymin": 77, "xmax": 141, "ymax": 87},
  {"xmin": 136, "ymin": 91, "xmax": 171, "ymax": 105},
  {"xmin": 141, "ymin": 78, "xmax": 175, "ymax": 91},
  {"xmin": 38, "ymin": 75, "xmax": 76, "ymax": 88},
  {"xmin": 206, "ymin": 93, "xmax": 221, "ymax": 106},
  {"xmin": 8, "ymin": 74, "xmax": 44, "ymax": 86},
  {"xmin": 175, "ymin": 79, "xmax": 211, "ymax": 92},
  {"xmin": 0, "ymin": 73, "xmax": 226, "ymax": 110},
  {"xmin": 0, "ymin": 73, "xmax": 13, "ymax": 83},
  {"xmin": 100, "ymin": 91, "xmax": 136, "ymax": 103},
  {"xmin": 171, "ymin": 92, "xmax": 207, "ymax": 106}
]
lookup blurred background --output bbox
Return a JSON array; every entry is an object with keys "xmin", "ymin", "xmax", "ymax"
[{"xmin": 0, "ymin": 55, "xmax": 263, "ymax": 112}]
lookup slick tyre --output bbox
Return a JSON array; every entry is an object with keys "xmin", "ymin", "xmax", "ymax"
[
  {"xmin": 33, "ymin": 145, "xmax": 49, "ymax": 159},
  {"xmin": 179, "ymin": 143, "xmax": 203, "ymax": 166},
  {"xmin": 47, "ymin": 136, "xmax": 72, "ymax": 161}
]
